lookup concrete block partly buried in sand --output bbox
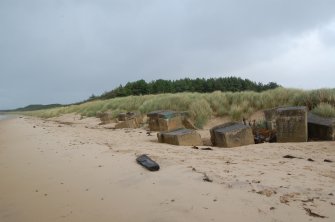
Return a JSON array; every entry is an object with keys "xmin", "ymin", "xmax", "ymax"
[
  {"xmin": 118, "ymin": 113, "xmax": 127, "ymax": 121},
  {"xmin": 308, "ymin": 113, "xmax": 335, "ymax": 141},
  {"xmin": 115, "ymin": 118, "xmax": 140, "ymax": 129},
  {"xmin": 118, "ymin": 112, "xmax": 143, "ymax": 124},
  {"xmin": 97, "ymin": 111, "xmax": 114, "ymax": 124},
  {"xmin": 147, "ymin": 110, "xmax": 183, "ymax": 131},
  {"xmin": 210, "ymin": 122, "xmax": 254, "ymax": 148},
  {"xmin": 276, "ymin": 106, "xmax": 307, "ymax": 142},
  {"xmin": 157, "ymin": 128, "xmax": 203, "ymax": 146},
  {"xmin": 157, "ymin": 116, "xmax": 183, "ymax": 131}
]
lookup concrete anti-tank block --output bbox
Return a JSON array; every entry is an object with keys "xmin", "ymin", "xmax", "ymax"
[
  {"xmin": 157, "ymin": 128, "xmax": 203, "ymax": 146},
  {"xmin": 147, "ymin": 110, "xmax": 183, "ymax": 132},
  {"xmin": 210, "ymin": 122, "xmax": 254, "ymax": 148},
  {"xmin": 157, "ymin": 116, "xmax": 184, "ymax": 131},
  {"xmin": 97, "ymin": 111, "xmax": 114, "ymax": 124},
  {"xmin": 118, "ymin": 112, "xmax": 143, "ymax": 124},
  {"xmin": 308, "ymin": 113, "xmax": 335, "ymax": 141},
  {"xmin": 115, "ymin": 118, "xmax": 140, "ymax": 129},
  {"xmin": 276, "ymin": 106, "xmax": 307, "ymax": 142}
]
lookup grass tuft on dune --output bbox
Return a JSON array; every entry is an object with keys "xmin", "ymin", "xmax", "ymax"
[{"xmin": 311, "ymin": 103, "xmax": 335, "ymax": 118}]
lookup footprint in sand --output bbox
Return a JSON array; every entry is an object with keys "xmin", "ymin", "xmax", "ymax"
[
  {"xmin": 256, "ymin": 189, "xmax": 276, "ymax": 197},
  {"xmin": 279, "ymin": 192, "xmax": 300, "ymax": 204}
]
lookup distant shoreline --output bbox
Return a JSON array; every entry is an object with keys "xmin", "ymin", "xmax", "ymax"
[{"xmin": 0, "ymin": 114, "xmax": 16, "ymax": 121}]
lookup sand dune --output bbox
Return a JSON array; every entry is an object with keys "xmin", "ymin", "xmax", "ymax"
[{"xmin": 0, "ymin": 115, "xmax": 334, "ymax": 222}]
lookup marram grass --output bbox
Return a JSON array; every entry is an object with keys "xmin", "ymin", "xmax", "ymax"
[
  {"xmin": 311, "ymin": 103, "xmax": 335, "ymax": 118},
  {"xmin": 23, "ymin": 87, "xmax": 335, "ymax": 128}
]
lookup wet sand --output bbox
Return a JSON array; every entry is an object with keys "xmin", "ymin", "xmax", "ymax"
[{"xmin": 0, "ymin": 115, "xmax": 334, "ymax": 222}]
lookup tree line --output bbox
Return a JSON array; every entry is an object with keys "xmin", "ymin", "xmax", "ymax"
[{"xmin": 92, "ymin": 77, "xmax": 280, "ymax": 100}]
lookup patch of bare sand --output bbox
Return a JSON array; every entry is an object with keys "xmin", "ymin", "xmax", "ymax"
[{"xmin": 0, "ymin": 115, "xmax": 334, "ymax": 222}]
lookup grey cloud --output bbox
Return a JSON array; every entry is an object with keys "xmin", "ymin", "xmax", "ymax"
[{"xmin": 1, "ymin": 0, "xmax": 335, "ymax": 109}]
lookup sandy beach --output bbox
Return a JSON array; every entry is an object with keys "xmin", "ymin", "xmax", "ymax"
[{"xmin": 0, "ymin": 115, "xmax": 334, "ymax": 222}]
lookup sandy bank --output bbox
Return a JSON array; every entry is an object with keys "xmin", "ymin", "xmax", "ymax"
[{"xmin": 0, "ymin": 115, "xmax": 334, "ymax": 222}]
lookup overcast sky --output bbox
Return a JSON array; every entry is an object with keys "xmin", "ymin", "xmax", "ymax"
[{"xmin": 1, "ymin": 0, "xmax": 335, "ymax": 109}]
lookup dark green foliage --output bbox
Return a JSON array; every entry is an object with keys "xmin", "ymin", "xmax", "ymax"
[{"xmin": 98, "ymin": 77, "xmax": 280, "ymax": 100}]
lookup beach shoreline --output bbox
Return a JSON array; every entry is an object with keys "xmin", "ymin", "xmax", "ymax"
[
  {"xmin": 0, "ymin": 115, "xmax": 334, "ymax": 222},
  {"xmin": 0, "ymin": 114, "xmax": 10, "ymax": 121},
  {"xmin": 0, "ymin": 113, "xmax": 19, "ymax": 121}
]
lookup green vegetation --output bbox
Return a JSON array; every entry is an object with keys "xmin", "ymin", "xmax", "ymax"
[
  {"xmin": 1, "ymin": 104, "xmax": 63, "ymax": 112},
  {"xmin": 95, "ymin": 77, "xmax": 280, "ymax": 100},
  {"xmin": 24, "ymin": 87, "xmax": 335, "ymax": 128},
  {"xmin": 312, "ymin": 103, "xmax": 335, "ymax": 118}
]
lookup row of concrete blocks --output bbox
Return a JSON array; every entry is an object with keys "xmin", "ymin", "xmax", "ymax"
[
  {"xmin": 98, "ymin": 110, "xmax": 197, "ymax": 130},
  {"xmin": 147, "ymin": 110, "xmax": 255, "ymax": 147},
  {"xmin": 147, "ymin": 110, "xmax": 202, "ymax": 146},
  {"xmin": 157, "ymin": 122, "xmax": 255, "ymax": 148},
  {"xmin": 157, "ymin": 106, "xmax": 335, "ymax": 147},
  {"xmin": 147, "ymin": 110, "xmax": 208, "ymax": 146},
  {"xmin": 157, "ymin": 107, "xmax": 311, "ymax": 147},
  {"xmin": 100, "ymin": 107, "xmax": 334, "ymax": 147}
]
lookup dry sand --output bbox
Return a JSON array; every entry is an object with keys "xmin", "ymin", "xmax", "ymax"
[{"xmin": 0, "ymin": 115, "xmax": 334, "ymax": 222}]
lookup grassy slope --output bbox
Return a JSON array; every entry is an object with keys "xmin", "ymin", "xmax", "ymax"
[{"xmin": 24, "ymin": 87, "xmax": 335, "ymax": 128}]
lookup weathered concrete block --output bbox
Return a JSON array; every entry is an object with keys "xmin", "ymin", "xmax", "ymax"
[
  {"xmin": 210, "ymin": 122, "xmax": 254, "ymax": 148},
  {"xmin": 276, "ymin": 106, "xmax": 307, "ymax": 142},
  {"xmin": 263, "ymin": 108, "xmax": 278, "ymax": 130},
  {"xmin": 157, "ymin": 128, "xmax": 203, "ymax": 146},
  {"xmin": 148, "ymin": 117, "xmax": 160, "ymax": 131},
  {"xmin": 147, "ymin": 110, "xmax": 177, "ymax": 119},
  {"xmin": 115, "ymin": 118, "xmax": 139, "ymax": 129},
  {"xmin": 118, "ymin": 112, "xmax": 143, "ymax": 124},
  {"xmin": 308, "ymin": 113, "xmax": 335, "ymax": 141},
  {"xmin": 157, "ymin": 116, "xmax": 184, "ymax": 131},
  {"xmin": 148, "ymin": 110, "xmax": 170, "ymax": 131},
  {"xmin": 97, "ymin": 111, "xmax": 114, "ymax": 124},
  {"xmin": 147, "ymin": 110, "xmax": 183, "ymax": 131},
  {"xmin": 118, "ymin": 113, "xmax": 127, "ymax": 121}
]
